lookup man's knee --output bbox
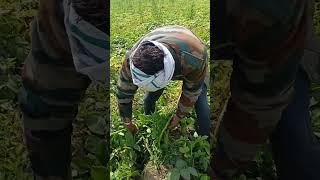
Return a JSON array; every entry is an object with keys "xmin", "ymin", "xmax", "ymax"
[{"xmin": 19, "ymin": 85, "xmax": 81, "ymax": 130}]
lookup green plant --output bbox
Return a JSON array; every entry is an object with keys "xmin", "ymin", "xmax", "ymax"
[
  {"xmin": 168, "ymin": 159, "xmax": 198, "ymax": 180},
  {"xmin": 110, "ymin": 0, "xmax": 211, "ymax": 178}
]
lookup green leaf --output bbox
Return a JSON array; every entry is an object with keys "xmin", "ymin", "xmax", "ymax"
[
  {"xmin": 163, "ymin": 130, "xmax": 169, "ymax": 144},
  {"xmin": 118, "ymin": 132, "xmax": 124, "ymax": 136},
  {"xmin": 175, "ymin": 159, "xmax": 187, "ymax": 169},
  {"xmin": 179, "ymin": 145, "xmax": 189, "ymax": 154},
  {"xmin": 95, "ymin": 141, "xmax": 107, "ymax": 165},
  {"xmin": 138, "ymin": 114, "xmax": 146, "ymax": 121},
  {"xmin": 168, "ymin": 168, "xmax": 180, "ymax": 180},
  {"xmin": 91, "ymin": 166, "xmax": 109, "ymax": 180},
  {"xmin": 125, "ymin": 131, "xmax": 134, "ymax": 146},
  {"xmin": 133, "ymin": 144, "xmax": 141, "ymax": 151},
  {"xmin": 6, "ymin": 75, "xmax": 19, "ymax": 93},
  {"xmin": 180, "ymin": 168, "xmax": 190, "ymax": 180},
  {"xmin": 86, "ymin": 115, "xmax": 106, "ymax": 135},
  {"xmin": 200, "ymin": 175, "xmax": 210, "ymax": 180},
  {"xmin": 72, "ymin": 154, "xmax": 97, "ymax": 171},
  {"xmin": 85, "ymin": 135, "xmax": 103, "ymax": 154},
  {"xmin": 187, "ymin": 167, "xmax": 198, "ymax": 176}
]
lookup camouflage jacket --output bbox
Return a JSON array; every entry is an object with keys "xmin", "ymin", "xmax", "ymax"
[
  {"xmin": 211, "ymin": 1, "xmax": 318, "ymax": 177},
  {"xmin": 214, "ymin": 0, "xmax": 320, "ymax": 84},
  {"xmin": 34, "ymin": 0, "xmax": 109, "ymax": 85},
  {"xmin": 212, "ymin": 0, "xmax": 315, "ymax": 145},
  {"xmin": 19, "ymin": 0, "xmax": 109, "ymax": 130},
  {"xmin": 116, "ymin": 26, "xmax": 209, "ymax": 120}
]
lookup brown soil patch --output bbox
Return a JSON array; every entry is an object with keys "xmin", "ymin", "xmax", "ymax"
[{"xmin": 143, "ymin": 161, "xmax": 170, "ymax": 180}]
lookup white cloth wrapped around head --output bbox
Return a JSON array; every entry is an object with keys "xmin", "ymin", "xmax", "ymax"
[{"xmin": 130, "ymin": 40, "xmax": 175, "ymax": 92}]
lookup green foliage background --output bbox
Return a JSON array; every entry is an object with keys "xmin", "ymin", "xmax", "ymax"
[
  {"xmin": 110, "ymin": 0, "xmax": 211, "ymax": 179},
  {"xmin": 0, "ymin": 0, "xmax": 107, "ymax": 179},
  {"xmin": 1, "ymin": 0, "xmax": 39, "ymax": 179}
]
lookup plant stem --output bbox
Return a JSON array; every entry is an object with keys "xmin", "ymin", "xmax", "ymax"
[{"xmin": 158, "ymin": 116, "xmax": 172, "ymax": 148}]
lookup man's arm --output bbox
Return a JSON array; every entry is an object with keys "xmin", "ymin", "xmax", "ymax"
[
  {"xmin": 116, "ymin": 57, "xmax": 138, "ymax": 122},
  {"xmin": 176, "ymin": 58, "xmax": 208, "ymax": 118},
  {"xmin": 211, "ymin": 0, "xmax": 311, "ymax": 177}
]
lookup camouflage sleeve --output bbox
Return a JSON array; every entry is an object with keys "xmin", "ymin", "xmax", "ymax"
[
  {"xmin": 212, "ymin": 0, "xmax": 312, "ymax": 177},
  {"xmin": 116, "ymin": 55, "xmax": 138, "ymax": 121},
  {"xmin": 226, "ymin": 0, "xmax": 310, "ymax": 130},
  {"xmin": 176, "ymin": 55, "xmax": 208, "ymax": 118}
]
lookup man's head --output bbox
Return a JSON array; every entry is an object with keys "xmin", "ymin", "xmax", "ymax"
[
  {"xmin": 130, "ymin": 40, "xmax": 175, "ymax": 92},
  {"xmin": 131, "ymin": 41, "xmax": 164, "ymax": 75}
]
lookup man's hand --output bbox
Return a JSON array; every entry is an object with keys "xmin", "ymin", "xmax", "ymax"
[
  {"xmin": 168, "ymin": 114, "xmax": 181, "ymax": 129},
  {"xmin": 124, "ymin": 121, "xmax": 139, "ymax": 133}
]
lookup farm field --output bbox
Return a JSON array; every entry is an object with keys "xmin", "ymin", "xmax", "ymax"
[
  {"xmin": 110, "ymin": 0, "xmax": 320, "ymax": 180},
  {"xmin": 110, "ymin": 0, "xmax": 211, "ymax": 179},
  {"xmin": 0, "ymin": 0, "xmax": 319, "ymax": 180}
]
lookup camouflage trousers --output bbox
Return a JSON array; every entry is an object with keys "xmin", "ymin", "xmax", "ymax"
[
  {"xmin": 19, "ymin": 0, "xmax": 108, "ymax": 179},
  {"xmin": 211, "ymin": 0, "xmax": 320, "ymax": 179},
  {"xmin": 212, "ymin": 68, "xmax": 320, "ymax": 180}
]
